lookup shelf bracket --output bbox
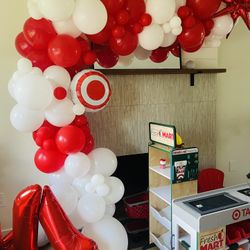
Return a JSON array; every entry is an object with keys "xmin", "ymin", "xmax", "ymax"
[{"xmin": 190, "ymin": 73, "xmax": 195, "ymax": 86}]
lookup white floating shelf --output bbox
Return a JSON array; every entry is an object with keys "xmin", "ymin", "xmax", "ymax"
[
  {"xmin": 150, "ymin": 232, "xmax": 171, "ymax": 250},
  {"xmin": 149, "ymin": 166, "xmax": 171, "ymax": 179},
  {"xmin": 150, "ymin": 186, "xmax": 171, "ymax": 205},
  {"xmin": 150, "ymin": 205, "xmax": 171, "ymax": 230}
]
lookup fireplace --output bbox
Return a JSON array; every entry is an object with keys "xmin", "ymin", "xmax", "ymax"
[{"xmin": 113, "ymin": 153, "xmax": 149, "ymax": 249}]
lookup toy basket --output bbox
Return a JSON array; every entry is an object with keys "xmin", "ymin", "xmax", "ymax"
[{"xmin": 123, "ymin": 191, "xmax": 149, "ymax": 219}]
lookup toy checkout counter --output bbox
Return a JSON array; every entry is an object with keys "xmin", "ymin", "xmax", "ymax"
[{"xmin": 172, "ymin": 184, "xmax": 250, "ymax": 250}]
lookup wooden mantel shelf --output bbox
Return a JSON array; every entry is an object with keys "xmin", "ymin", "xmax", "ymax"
[{"xmin": 97, "ymin": 68, "xmax": 227, "ymax": 86}]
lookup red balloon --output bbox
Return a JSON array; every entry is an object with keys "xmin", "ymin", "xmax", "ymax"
[
  {"xmin": 116, "ymin": 10, "xmax": 130, "ymax": 25},
  {"xmin": 170, "ymin": 43, "xmax": 180, "ymax": 57},
  {"xmin": 43, "ymin": 139, "xmax": 57, "ymax": 151},
  {"xmin": 109, "ymin": 31, "xmax": 138, "ymax": 56},
  {"xmin": 140, "ymin": 13, "xmax": 152, "ymax": 26},
  {"xmin": 101, "ymin": 0, "xmax": 125, "ymax": 14},
  {"xmin": 54, "ymin": 87, "xmax": 67, "ymax": 100},
  {"xmin": 1, "ymin": 231, "xmax": 14, "ymax": 249},
  {"xmin": 112, "ymin": 25, "xmax": 126, "ymax": 38},
  {"xmin": 23, "ymin": 18, "xmax": 56, "ymax": 50},
  {"xmin": 82, "ymin": 134, "xmax": 95, "ymax": 154},
  {"xmin": 39, "ymin": 186, "xmax": 98, "ymax": 250},
  {"xmin": 94, "ymin": 44, "xmax": 119, "ymax": 68},
  {"xmin": 204, "ymin": 19, "xmax": 214, "ymax": 36},
  {"xmin": 13, "ymin": 185, "xmax": 42, "ymax": 250},
  {"xmin": 56, "ymin": 125, "xmax": 86, "ymax": 154},
  {"xmin": 35, "ymin": 148, "xmax": 67, "ymax": 173},
  {"xmin": 73, "ymin": 115, "xmax": 89, "ymax": 127},
  {"xmin": 87, "ymin": 16, "xmax": 116, "ymax": 45},
  {"xmin": 26, "ymin": 50, "xmax": 53, "ymax": 71},
  {"xmin": 186, "ymin": 0, "xmax": 221, "ymax": 20},
  {"xmin": 126, "ymin": 0, "xmax": 146, "ymax": 23},
  {"xmin": 150, "ymin": 47, "xmax": 170, "ymax": 63},
  {"xmin": 183, "ymin": 16, "xmax": 197, "ymax": 29},
  {"xmin": 132, "ymin": 23, "xmax": 143, "ymax": 34},
  {"xmin": 78, "ymin": 37, "xmax": 91, "ymax": 53},
  {"xmin": 178, "ymin": 21, "xmax": 205, "ymax": 52},
  {"xmin": 48, "ymin": 35, "xmax": 82, "ymax": 68},
  {"xmin": 15, "ymin": 32, "xmax": 33, "ymax": 57},
  {"xmin": 83, "ymin": 50, "xmax": 97, "ymax": 65},
  {"xmin": 177, "ymin": 6, "xmax": 193, "ymax": 19}
]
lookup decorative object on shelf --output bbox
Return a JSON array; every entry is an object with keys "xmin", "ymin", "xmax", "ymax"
[
  {"xmin": 160, "ymin": 158, "xmax": 167, "ymax": 169},
  {"xmin": 148, "ymin": 122, "xmax": 199, "ymax": 249}
]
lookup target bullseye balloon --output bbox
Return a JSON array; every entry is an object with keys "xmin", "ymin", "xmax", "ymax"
[{"xmin": 70, "ymin": 69, "xmax": 111, "ymax": 112}]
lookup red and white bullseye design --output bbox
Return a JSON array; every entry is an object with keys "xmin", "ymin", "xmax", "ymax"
[{"xmin": 71, "ymin": 70, "xmax": 111, "ymax": 112}]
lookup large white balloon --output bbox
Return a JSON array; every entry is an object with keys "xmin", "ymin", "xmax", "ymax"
[
  {"xmin": 72, "ymin": 175, "xmax": 92, "ymax": 197},
  {"xmin": 104, "ymin": 177, "xmax": 125, "ymax": 205},
  {"xmin": 64, "ymin": 153, "xmax": 91, "ymax": 178},
  {"xmin": 105, "ymin": 204, "xmax": 116, "ymax": 217},
  {"xmin": 27, "ymin": 0, "xmax": 43, "ymax": 20},
  {"xmin": 10, "ymin": 105, "xmax": 44, "ymax": 132},
  {"xmin": 48, "ymin": 167, "xmax": 74, "ymax": 186},
  {"xmin": 88, "ymin": 148, "xmax": 117, "ymax": 176},
  {"xmin": 147, "ymin": 0, "xmax": 176, "ymax": 24},
  {"xmin": 77, "ymin": 193, "xmax": 106, "ymax": 223},
  {"xmin": 51, "ymin": 184, "xmax": 78, "ymax": 215},
  {"xmin": 43, "ymin": 66, "xmax": 71, "ymax": 89},
  {"xmin": 53, "ymin": 19, "xmax": 82, "ymax": 38},
  {"xmin": 45, "ymin": 98, "xmax": 75, "ymax": 127},
  {"xmin": 37, "ymin": 0, "xmax": 75, "ymax": 21},
  {"xmin": 68, "ymin": 208, "xmax": 86, "ymax": 230},
  {"xmin": 14, "ymin": 74, "xmax": 53, "ymax": 110},
  {"xmin": 139, "ymin": 24, "xmax": 164, "ymax": 50},
  {"xmin": 17, "ymin": 58, "xmax": 33, "ymax": 74},
  {"xmin": 134, "ymin": 46, "xmax": 151, "ymax": 61},
  {"xmin": 211, "ymin": 15, "xmax": 234, "ymax": 37},
  {"xmin": 73, "ymin": 0, "xmax": 108, "ymax": 35},
  {"xmin": 161, "ymin": 33, "xmax": 177, "ymax": 47},
  {"xmin": 82, "ymin": 217, "xmax": 128, "ymax": 250}
]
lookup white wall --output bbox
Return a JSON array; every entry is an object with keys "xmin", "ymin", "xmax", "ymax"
[
  {"xmin": 0, "ymin": 1, "xmax": 48, "ymax": 232},
  {"xmin": 217, "ymin": 20, "xmax": 250, "ymax": 186}
]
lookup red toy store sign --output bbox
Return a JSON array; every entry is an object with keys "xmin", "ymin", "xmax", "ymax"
[{"xmin": 232, "ymin": 207, "xmax": 250, "ymax": 221}]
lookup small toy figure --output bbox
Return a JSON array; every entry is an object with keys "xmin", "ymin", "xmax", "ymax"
[{"xmin": 160, "ymin": 159, "xmax": 167, "ymax": 169}]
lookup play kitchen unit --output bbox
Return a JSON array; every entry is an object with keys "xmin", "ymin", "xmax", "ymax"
[
  {"xmin": 148, "ymin": 122, "xmax": 199, "ymax": 250},
  {"xmin": 172, "ymin": 184, "xmax": 250, "ymax": 250}
]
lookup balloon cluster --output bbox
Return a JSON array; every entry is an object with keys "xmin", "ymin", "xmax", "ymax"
[{"xmin": 14, "ymin": 0, "xmax": 238, "ymax": 70}]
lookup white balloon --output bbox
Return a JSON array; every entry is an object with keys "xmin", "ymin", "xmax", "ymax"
[
  {"xmin": 85, "ymin": 182, "xmax": 96, "ymax": 193},
  {"xmin": 73, "ymin": 0, "xmax": 108, "ymax": 35},
  {"xmin": 14, "ymin": 74, "xmax": 53, "ymax": 110},
  {"xmin": 64, "ymin": 153, "xmax": 91, "ymax": 178},
  {"xmin": 78, "ymin": 193, "xmax": 106, "ymax": 223},
  {"xmin": 88, "ymin": 148, "xmax": 117, "ymax": 176},
  {"xmin": 118, "ymin": 55, "xmax": 134, "ymax": 66},
  {"xmin": 8, "ymin": 77, "xmax": 17, "ymax": 100},
  {"xmin": 146, "ymin": 0, "xmax": 176, "ymax": 24},
  {"xmin": 104, "ymin": 177, "xmax": 125, "ymax": 205},
  {"xmin": 73, "ymin": 104, "xmax": 85, "ymax": 115},
  {"xmin": 96, "ymin": 184, "xmax": 110, "ymax": 197},
  {"xmin": 139, "ymin": 24, "xmax": 164, "ymax": 50},
  {"xmin": 45, "ymin": 98, "xmax": 75, "ymax": 127},
  {"xmin": 169, "ymin": 16, "xmax": 182, "ymax": 29},
  {"xmin": 91, "ymin": 174, "xmax": 105, "ymax": 186},
  {"xmin": 10, "ymin": 105, "xmax": 44, "ymax": 132},
  {"xmin": 68, "ymin": 208, "xmax": 85, "ymax": 230},
  {"xmin": 27, "ymin": 0, "xmax": 43, "ymax": 20},
  {"xmin": 31, "ymin": 67, "xmax": 42, "ymax": 75},
  {"xmin": 82, "ymin": 217, "xmax": 128, "ymax": 250},
  {"xmin": 53, "ymin": 18, "xmax": 82, "ymax": 38},
  {"xmin": 48, "ymin": 168, "xmax": 74, "ymax": 186},
  {"xmin": 105, "ymin": 204, "xmax": 116, "ymax": 217},
  {"xmin": 51, "ymin": 184, "xmax": 78, "ymax": 215},
  {"xmin": 134, "ymin": 46, "xmax": 151, "ymax": 61},
  {"xmin": 38, "ymin": 0, "xmax": 75, "ymax": 21},
  {"xmin": 162, "ymin": 22, "xmax": 171, "ymax": 33},
  {"xmin": 212, "ymin": 15, "xmax": 234, "ymax": 36},
  {"xmin": 72, "ymin": 175, "xmax": 92, "ymax": 197},
  {"xmin": 38, "ymin": 223, "xmax": 49, "ymax": 247},
  {"xmin": 161, "ymin": 33, "xmax": 177, "ymax": 47},
  {"xmin": 172, "ymin": 26, "xmax": 182, "ymax": 36},
  {"xmin": 43, "ymin": 66, "xmax": 71, "ymax": 89},
  {"xmin": 17, "ymin": 58, "xmax": 33, "ymax": 74}
]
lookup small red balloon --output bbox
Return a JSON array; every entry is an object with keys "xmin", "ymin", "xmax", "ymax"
[
  {"xmin": 54, "ymin": 87, "xmax": 67, "ymax": 100},
  {"xmin": 177, "ymin": 6, "xmax": 193, "ymax": 19},
  {"xmin": 133, "ymin": 23, "xmax": 143, "ymax": 34},
  {"xmin": 78, "ymin": 37, "xmax": 91, "ymax": 53},
  {"xmin": 116, "ymin": 10, "xmax": 130, "ymax": 25},
  {"xmin": 140, "ymin": 13, "xmax": 152, "ymax": 26},
  {"xmin": 43, "ymin": 139, "xmax": 57, "ymax": 151},
  {"xmin": 23, "ymin": 18, "xmax": 56, "ymax": 50},
  {"xmin": 48, "ymin": 35, "xmax": 82, "ymax": 68},
  {"xmin": 204, "ymin": 19, "xmax": 214, "ymax": 36},
  {"xmin": 56, "ymin": 125, "xmax": 86, "ymax": 154},
  {"xmin": 82, "ymin": 134, "xmax": 95, "ymax": 155},
  {"xmin": 15, "ymin": 32, "xmax": 34, "ymax": 57},
  {"xmin": 112, "ymin": 25, "xmax": 126, "ymax": 38},
  {"xmin": 126, "ymin": 0, "xmax": 146, "ymax": 23},
  {"xmin": 83, "ymin": 51, "xmax": 97, "ymax": 65},
  {"xmin": 150, "ymin": 47, "xmax": 170, "ymax": 63},
  {"xmin": 73, "ymin": 115, "xmax": 89, "ymax": 127},
  {"xmin": 26, "ymin": 50, "xmax": 53, "ymax": 71},
  {"xmin": 33, "ymin": 126, "xmax": 58, "ymax": 147},
  {"xmin": 101, "ymin": 0, "xmax": 125, "ymax": 14},
  {"xmin": 183, "ymin": 16, "xmax": 197, "ymax": 29},
  {"xmin": 109, "ymin": 31, "xmax": 138, "ymax": 56}
]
